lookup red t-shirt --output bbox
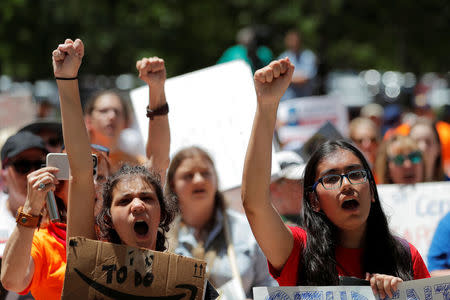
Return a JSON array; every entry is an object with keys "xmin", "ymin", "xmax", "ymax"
[{"xmin": 269, "ymin": 226, "xmax": 430, "ymax": 286}]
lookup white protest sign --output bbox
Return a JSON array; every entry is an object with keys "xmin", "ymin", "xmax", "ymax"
[
  {"xmin": 254, "ymin": 275, "xmax": 450, "ymax": 300},
  {"xmin": 276, "ymin": 96, "xmax": 349, "ymax": 149},
  {"xmin": 378, "ymin": 182, "xmax": 450, "ymax": 264},
  {"xmin": 130, "ymin": 60, "xmax": 279, "ymax": 190}
]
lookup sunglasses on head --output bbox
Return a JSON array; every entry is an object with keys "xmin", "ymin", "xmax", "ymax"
[
  {"xmin": 10, "ymin": 159, "xmax": 46, "ymax": 175},
  {"xmin": 390, "ymin": 151, "xmax": 422, "ymax": 166}
]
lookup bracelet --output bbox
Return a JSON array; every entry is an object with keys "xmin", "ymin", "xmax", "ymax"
[
  {"xmin": 55, "ymin": 76, "xmax": 78, "ymax": 80},
  {"xmin": 146, "ymin": 103, "xmax": 169, "ymax": 120},
  {"xmin": 16, "ymin": 206, "xmax": 42, "ymax": 228}
]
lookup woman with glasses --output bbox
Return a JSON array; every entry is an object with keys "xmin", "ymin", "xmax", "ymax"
[
  {"xmin": 242, "ymin": 59, "xmax": 429, "ymax": 298},
  {"xmin": 375, "ymin": 134, "xmax": 424, "ymax": 184}
]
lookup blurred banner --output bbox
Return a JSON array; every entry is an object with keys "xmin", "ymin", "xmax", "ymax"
[
  {"xmin": 276, "ymin": 96, "xmax": 349, "ymax": 151},
  {"xmin": 130, "ymin": 60, "xmax": 279, "ymax": 191},
  {"xmin": 378, "ymin": 181, "xmax": 450, "ymax": 264},
  {"xmin": 0, "ymin": 93, "xmax": 35, "ymax": 130}
]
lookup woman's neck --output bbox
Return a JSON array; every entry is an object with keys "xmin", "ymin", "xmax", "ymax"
[{"xmin": 338, "ymin": 225, "xmax": 367, "ymax": 248}]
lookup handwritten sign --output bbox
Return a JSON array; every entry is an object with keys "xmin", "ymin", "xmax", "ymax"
[
  {"xmin": 254, "ymin": 275, "xmax": 450, "ymax": 300},
  {"xmin": 62, "ymin": 237, "xmax": 208, "ymax": 300},
  {"xmin": 378, "ymin": 182, "xmax": 450, "ymax": 264}
]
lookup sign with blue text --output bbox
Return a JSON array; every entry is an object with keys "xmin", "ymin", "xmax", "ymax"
[{"xmin": 253, "ymin": 275, "xmax": 450, "ymax": 300}]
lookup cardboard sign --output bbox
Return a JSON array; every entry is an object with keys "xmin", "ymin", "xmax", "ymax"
[
  {"xmin": 130, "ymin": 60, "xmax": 279, "ymax": 191},
  {"xmin": 62, "ymin": 237, "xmax": 208, "ymax": 300},
  {"xmin": 276, "ymin": 95, "xmax": 349, "ymax": 150},
  {"xmin": 378, "ymin": 182, "xmax": 450, "ymax": 265},
  {"xmin": 253, "ymin": 275, "xmax": 450, "ymax": 300}
]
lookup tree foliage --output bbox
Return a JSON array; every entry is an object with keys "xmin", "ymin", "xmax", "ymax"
[{"xmin": 0, "ymin": 0, "xmax": 449, "ymax": 81}]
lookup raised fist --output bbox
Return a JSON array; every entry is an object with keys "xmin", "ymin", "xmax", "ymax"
[
  {"xmin": 136, "ymin": 57, "xmax": 166, "ymax": 90},
  {"xmin": 253, "ymin": 58, "xmax": 294, "ymax": 105},
  {"xmin": 52, "ymin": 38, "xmax": 84, "ymax": 78}
]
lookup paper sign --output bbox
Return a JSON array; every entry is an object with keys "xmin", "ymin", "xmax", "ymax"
[
  {"xmin": 254, "ymin": 275, "xmax": 450, "ymax": 300},
  {"xmin": 378, "ymin": 182, "xmax": 450, "ymax": 264},
  {"xmin": 276, "ymin": 96, "xmax": 349, "ymax": 150},
  {"xmin": 130, "ymin": 60, "xmax": 279, "ymax": 191},
  {"xmin": 62, "ymin": 237, "xmax": 208, "ymax": 300}
]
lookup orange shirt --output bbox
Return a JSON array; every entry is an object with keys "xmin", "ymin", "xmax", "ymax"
[{"xmin": 20, "ymin": 225, "xmax": 66, "ymax": 300}]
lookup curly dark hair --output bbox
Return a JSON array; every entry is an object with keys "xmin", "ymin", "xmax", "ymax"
[
  {"xmin": 96, "ymin": 164, "xmax": 177, "ymax": 251},
  {"xmin": 298, "ymin": 139, "xmax": 413, "ymax": 285}
]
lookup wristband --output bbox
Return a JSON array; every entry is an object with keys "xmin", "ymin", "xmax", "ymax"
[
  {"xmin": 16, "ymin": 206, "xmax": 42, "ymax": 228},
  {"xmin": 146, "ymin": 103, "xmax": 169, "ymax": 120},
  {"xmin": 55, "ymin": 76, "xmax": 78, "ymax": 80}
]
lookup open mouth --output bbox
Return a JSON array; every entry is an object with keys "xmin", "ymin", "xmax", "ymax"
[
  {"xmin": 192, "ymin": 188, "xmax": 206, "ymax": 195},
  {"xmin": 134, "ymin": 220, "xmax": 149, "ymax": 236},
  {"xmin": 341, "ymin": 199, "xmax": 359, "ymax": 210}
]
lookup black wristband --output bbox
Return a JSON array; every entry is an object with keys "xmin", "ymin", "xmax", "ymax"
[
  {"xmin": 55, "ymin": 76, "xmax": 78, "ymax": 80},
  {"xmin": 146, "ymin": 103, "xmax": 169, "ymax": 120}
]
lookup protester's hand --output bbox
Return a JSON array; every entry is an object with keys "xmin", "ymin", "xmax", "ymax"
[
  {"xmin": 253, "ymin": 58, "xmax": 294, "ymax": 105},
  {"xmin": 52, "ymin": 38, "xmax": 84, "ymax": 78},
  {"xmin": 366, "ymin": 273, "xmax": 403, "ymax": 299},
  {"xmin": 136, "ymin": 57, "xmax": 166, "ymax": 91},
  {"xmin": 23, "ymin": 167, "xmax": 59, "ymax": 216}
]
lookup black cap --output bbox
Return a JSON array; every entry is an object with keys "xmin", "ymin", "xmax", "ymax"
[
  {"xmin": 18, "ymin": 119, "xmax": 62, "ymax": 137},
  {"xmin": 1, "ymin": 131, "xmax": 48, "ymax": 167}
]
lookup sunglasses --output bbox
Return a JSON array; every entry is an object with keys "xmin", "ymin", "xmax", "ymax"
[
  {"xmin": 10, "ymin": 159, "xmax": 46, "ymax": 175},
  {"xmin": 46, "ymin": 137, "xmax": 63, "ymax": 148},
  {"xmin": 389, "ymin": 151, "xmax": 422, "ymax": 166}
]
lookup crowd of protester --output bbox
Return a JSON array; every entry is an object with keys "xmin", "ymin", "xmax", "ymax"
[{"xmin": 0, "ymin": 30, "xmax": 448, "ymax": 300}]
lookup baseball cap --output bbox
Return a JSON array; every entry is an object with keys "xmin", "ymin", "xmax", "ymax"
[
  {"xmin": 1, "ymin": 131, "xmax": 48, "ymax": 167},
  {"xmin": 18, "ymin": 119, "xmax": 62, "ymax": 137},
  {"xmin": 272, "ymin": 151, "xmax": 306, "ymax": 181}
]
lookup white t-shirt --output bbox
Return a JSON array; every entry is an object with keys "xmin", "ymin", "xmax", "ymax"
[{"xmin": 0, "ymin": 192, "xmax": 16, "ymax": 257}]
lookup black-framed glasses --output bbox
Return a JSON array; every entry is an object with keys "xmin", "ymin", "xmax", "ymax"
[
  {"xmin": 312, "ymin": 169, "xmax": 369, "ymax": 191},
  {"xmin": 389, "ymin": 151, "xmax": 422, "ymax": 166},
  {"xmin": 10, "ymin": 159, "xmax": 46, "ymax": 175}
]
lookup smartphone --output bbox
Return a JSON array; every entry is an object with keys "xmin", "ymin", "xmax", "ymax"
[{"xmin": 46, "ymin": 153, "xmax": 98, "ymax": 180}]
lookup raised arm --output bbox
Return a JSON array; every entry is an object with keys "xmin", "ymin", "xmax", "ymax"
[
  {"xmin": 241, "ymin": 58, "xmax": 295, "ymax": 270},
  {"xmin": 1, "ymin": 167, "xmax": 59, "ymax": 292},
  {"xmin": 52, "ymin": 39, "xmax": 96, "ymax": 240},
  {"xmin": 137, "ymin": 57, "xmax": 170, "ymax": 183}
]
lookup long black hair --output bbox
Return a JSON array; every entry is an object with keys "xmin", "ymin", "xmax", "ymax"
[
  {"xmin": 96, "ymin": 164, "xmax": 177, "ymax": 251},
  {"xmin": 298, "ymin": 140, "xmax": 413, "ymax": 285}
]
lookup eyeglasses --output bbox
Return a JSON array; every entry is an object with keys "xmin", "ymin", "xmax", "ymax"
[
  {"xmin": 353, "ymin": 137, "xmax": 377, "ymax": 145},
  {"xmin": 389, "ymin": 151, "xmax": 422, "ymax": 166},
  {"xmin": 9, "ymin": 159, "xmax": 46, "ymax": 175},
  {"xmin": 312, "ymin": 169, "xmax": 368, "ymax": 191},
  {"xmin": 90, "ymin": 144, "xmax": 110, "ymax": 157}
]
